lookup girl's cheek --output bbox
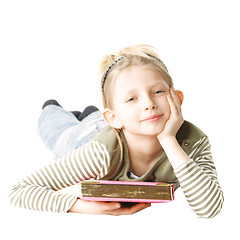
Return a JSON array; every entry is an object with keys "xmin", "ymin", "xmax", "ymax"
[
  {"xmin": 159, "ymin": 95, "xmax": 170, "ymax": 109},
  {"xmin": 161, "ymin": 99, "xmax": 171, "ymax": 116}
]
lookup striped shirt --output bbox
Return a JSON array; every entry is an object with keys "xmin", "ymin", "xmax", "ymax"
[
  {"xmin": 175, "ymin": 136, "xmax": 223, "ymax": 218},
  {"xmin": 9, "ymin": 125, "xmax": 224, "ymax": 218}
]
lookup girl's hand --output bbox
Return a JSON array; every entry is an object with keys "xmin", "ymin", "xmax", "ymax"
[
  {"xmin": 68, "ymin": 199, "xmax": 151, "ymax": 216},
  {"xmin": 157, "ymin": 87, "xmax": 184, "ymax": 142}
]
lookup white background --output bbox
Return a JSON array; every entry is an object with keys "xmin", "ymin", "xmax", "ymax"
[{"xmin": 1, "ymin": 0, "xmax": 239, "ymax": 239}]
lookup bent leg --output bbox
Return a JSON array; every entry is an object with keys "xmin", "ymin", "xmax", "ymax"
[
  {"xmin": 38, "ymin": 105, "xmax": 79, "ymax": 151},
  {"xmin": 53, "ymin": 111, "xmax": 107, "ymax": 159}
]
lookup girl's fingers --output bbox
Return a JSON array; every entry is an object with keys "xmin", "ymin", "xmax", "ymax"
[
  {"xmin": 101, "ymin": 202, "xmax": 121, "ymax": 211},
  {"xmin": 169, "ymin": 87, "xmax": 182, "ymax": 114},
  {"xmin": 85, "ymin": 201, "xmax": 150, "ymax": 215},
  {"xmin": 167, "ymin": 93, "xmax": 178, "ymax": 116},
  {"xmin": 104, "ymin": 203, "xmax": 151, "ymax": 216}
]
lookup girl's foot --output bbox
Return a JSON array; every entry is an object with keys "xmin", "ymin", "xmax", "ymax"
[
  {"xmin": 42, "ymin": 99, "xmax": 62, "ymax": 109},
  {"xmin": 42, "ymin": 100, "xmax": 98, "ymax": 121},
  {"xmin": 78, "ymin": 106, "xmax": 99, "ymax": 121}
]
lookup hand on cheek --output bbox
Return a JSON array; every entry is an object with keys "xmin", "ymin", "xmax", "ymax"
[{"xmin": 157, "ymin": 87, "xmax": 184, "ymax": 142}]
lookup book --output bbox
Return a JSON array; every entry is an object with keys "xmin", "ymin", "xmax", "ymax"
[{"xmin": 79, "ymin": 180, "xmax": 174, "ymax": 203}]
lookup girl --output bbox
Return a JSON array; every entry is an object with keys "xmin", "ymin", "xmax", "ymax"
[{"xmin": 9, "ymin": 45, "xmax": 224, "ymax": 218}]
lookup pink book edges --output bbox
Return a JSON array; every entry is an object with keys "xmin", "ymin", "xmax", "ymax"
[{"xmin": 79, "ymin": 180, "xmax": 174, "ymax": 203}]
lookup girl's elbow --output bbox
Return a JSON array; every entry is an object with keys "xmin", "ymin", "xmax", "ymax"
[
  {"xmin": 195, "ymin": 207, "xmax": 222, "ymax": 219},
  {"xmin": 194, "ymin": 195, "xmax": 224, "ymax": 219},
  {"xmin": 8, "ymin": 182, "xmax": 26, "ymax": 209}
]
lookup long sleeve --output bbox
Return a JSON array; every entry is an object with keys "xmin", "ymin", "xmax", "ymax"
[
  {"xmin": 9, "ymin": 141, "xmax": 111, "ymax": 213},
  {"xmin": 175, "ymin": 136, "xmax": 224, "ymax": 218}
]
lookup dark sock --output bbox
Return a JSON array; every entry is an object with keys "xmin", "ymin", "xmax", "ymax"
[
  {"xmin": 71, "ymin": 111, "xmax": 82, "ymax": 119},
  {"xmin": 42, "ymin": 99, "xmax": 62, "ymax": 109},
  {"xmin": 78, "ymin": 106, "xmax": 99, "ymax": 121},
  {"xmin": 42, "ymin": 100, "xmax": 98, "ymax": 121}
]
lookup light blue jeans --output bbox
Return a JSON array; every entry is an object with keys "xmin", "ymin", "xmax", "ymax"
[{"xmin": 38, "ymin": 105, "xmax": 107, "ymax": 159}]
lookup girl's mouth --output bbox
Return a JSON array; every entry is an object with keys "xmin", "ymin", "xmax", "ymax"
[{"xmin": 141, "ymin": 114, "xmax": 163, "ymax": 122}]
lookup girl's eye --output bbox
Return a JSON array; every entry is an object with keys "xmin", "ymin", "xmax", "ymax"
[
  {"xmin": 154, "ymin": 90, "xmax": 164, "ymax": 95},
  {"xmin": 126, "ymin": 97, "xmax": 136, "ymax": 102}
]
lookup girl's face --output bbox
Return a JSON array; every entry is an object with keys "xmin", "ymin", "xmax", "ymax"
[{"xmin": 111, "ymin": 65, "xmax": 171, "ymax": 138}]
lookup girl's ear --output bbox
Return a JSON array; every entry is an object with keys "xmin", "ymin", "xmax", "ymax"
[
  {"xmin": 102, "ymin": 108, "xmax": 123, "ymax": 129},
  {"xmin": 176, "ymin": 90, "xmax": 184, "ymax": 105}
]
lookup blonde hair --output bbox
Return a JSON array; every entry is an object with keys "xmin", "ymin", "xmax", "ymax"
[
  {"xmin": 100, "ymin": 44, "xmax": 173, "ymax": 109},
  {"xmin": 99, "ymin": 45, "xmax": 173, "ymax": 159}
]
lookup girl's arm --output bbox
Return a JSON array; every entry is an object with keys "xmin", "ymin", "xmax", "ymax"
[
  {"xmin": 9, "ymin": 141, "xmax": 110, "ymax": 213},
  {"xmin": 9, "ymin": 140, "xmax": 150, "ymax": 215},
  {"xmin": 160, "ymin": 135, "xmax": 224, "ymax": 218},
  {"xmin": 158, "ymin": 88, "xmax": 224, "ymax": 218},
  {"xmin": 174, "ymin": 136, "xmax": 224, "ymax": 218}
]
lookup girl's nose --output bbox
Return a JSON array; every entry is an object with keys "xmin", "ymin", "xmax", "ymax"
[
  {"xmin": 144, "ymin": 98, "xmax": 157, "ymax": 111},
  {"xmin": 145, "ymin": 105, "xmax": 157, "ymax": 111}
]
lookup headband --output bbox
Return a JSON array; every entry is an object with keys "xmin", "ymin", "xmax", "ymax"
[
  {"xmin": 102, "ymin": 56, "xmax": 125, "ymax": 92},
  {"xmin": 101, "ymin": 54, "xmax": 165, "ymax": 92}
]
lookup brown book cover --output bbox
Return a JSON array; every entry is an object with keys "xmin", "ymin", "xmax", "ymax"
[{"xmin": 79, "ymin": 180, "xmax": 174, "ymax": 203}]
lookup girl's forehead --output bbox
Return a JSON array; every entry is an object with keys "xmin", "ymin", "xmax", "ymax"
[{"xmin": 114, "ymin": 65, "xmax": 168, "ymax": 89}]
